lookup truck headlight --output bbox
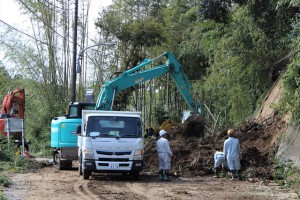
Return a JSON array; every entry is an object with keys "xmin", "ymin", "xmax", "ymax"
[
  {"xmin": 83, "ymin": 148, "xmax": 94, "ymax": 159},
  {"xmin": 133, "ymin": 149, "xmax": 143, "ymax": 160}
]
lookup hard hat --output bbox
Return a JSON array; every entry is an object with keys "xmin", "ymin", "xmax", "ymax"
[
  {"xmin": 227, "ymin": 129, "xmax": 234, "ymax": 136},
  {"xmin": 159, "ymin": 130, "xmax": 167, "ymax": 137}
]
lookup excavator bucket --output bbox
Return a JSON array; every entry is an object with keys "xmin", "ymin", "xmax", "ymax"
[
  {"xmin": 183, "ymin": 112, "xmax": 205, "ymax": 138},
  {"xmin": 162, "ymin": 111, "xmax": 205, "ymax": 140}
]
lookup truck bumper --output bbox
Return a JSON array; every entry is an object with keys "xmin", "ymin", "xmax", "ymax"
[{"xmin": 83, "ymin": 160, "xmax": 143, "ymax": 173}]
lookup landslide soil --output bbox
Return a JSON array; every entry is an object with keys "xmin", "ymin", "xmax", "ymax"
[{"xmin": 143, "ymin": 114, "xmax": 286, "ymax": 179}]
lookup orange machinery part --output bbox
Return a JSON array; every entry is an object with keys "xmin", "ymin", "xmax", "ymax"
[
  {"xmin": 1, "ymin": 88, "xmax": 25, "ymax": 118},
  {"xmin": 0, "ymin": 88, "xmax": 25, "ymax": 138}
]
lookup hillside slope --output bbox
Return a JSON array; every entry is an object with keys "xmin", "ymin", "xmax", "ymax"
[{"xmin": 254, "ymin": 77, "xmax": 300, "ymax": 167}]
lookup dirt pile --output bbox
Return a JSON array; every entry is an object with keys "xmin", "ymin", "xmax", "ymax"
[
  {"xmin": 156, "ymin": 116, "xmax": 205, "ymax": 139},
  {"xmin": 143, "ymin": 114, "xmax": 286, "ymax": 179}
]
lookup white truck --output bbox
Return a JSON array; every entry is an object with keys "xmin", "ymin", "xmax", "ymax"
[{"xmin": 77, "ymin": 110, "xmax": 144, "ymax": 179}]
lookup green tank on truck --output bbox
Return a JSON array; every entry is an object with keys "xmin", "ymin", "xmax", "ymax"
[{"xmin": 51, "ymin": 102, "xmax": 95, "ymax": 169}]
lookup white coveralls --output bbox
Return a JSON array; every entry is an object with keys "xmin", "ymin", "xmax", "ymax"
[
  {"xmin": 214, "ymin": 151, "xmax": 227, "ymax": 169},
  {"xmin": 157, "ymin": 137, "xmax": 173, "ymax": 170},
  {"xmin": 223, "ymin": 136, "xmax": 241, "ymax": 171}
]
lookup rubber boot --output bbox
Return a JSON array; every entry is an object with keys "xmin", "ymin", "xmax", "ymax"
[
  {"xmin": 158, "ymin": 170, "xmax": 163, "ymax": 181},
  {"xmin": 213, "ymin": 167, "xmax": 219, "ymax": 178},
  {"xmin": 230, "ymin": 170, "xmax": 236, "ymax": 180},
  {"xmin": 237, "ymin": 170, "xmax": 242, "ymax": 180},
  {"xmin": 163, "ymin": 170, "xmax": 170, "ymax": 181}
]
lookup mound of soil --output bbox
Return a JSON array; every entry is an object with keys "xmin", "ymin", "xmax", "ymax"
[{"xmin": 143, "ymin": 114, "xmax": 286, "ymax": 179}]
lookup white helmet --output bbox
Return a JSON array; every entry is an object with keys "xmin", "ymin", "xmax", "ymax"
[{"xmin": 159, "ymin": 130, "xmax": 167, "ymax": 137}]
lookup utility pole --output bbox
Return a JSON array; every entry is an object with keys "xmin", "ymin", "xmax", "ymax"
[{"xmin": 71, "ymin": 0, "xmax": 78, "ymax": 102}]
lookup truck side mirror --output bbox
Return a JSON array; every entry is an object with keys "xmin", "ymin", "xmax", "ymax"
[{"xmin": 76, "ymin": 125, "xmax": 82, "ymax": 135}]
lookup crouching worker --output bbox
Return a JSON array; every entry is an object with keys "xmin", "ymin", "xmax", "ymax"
[
  {"xmin": 213, "ymin": 150, "xmax": 227, "ymax": 178},
  {"xmin": 157, "ymin": 130, "xmax": 173, "ymax": 181}
]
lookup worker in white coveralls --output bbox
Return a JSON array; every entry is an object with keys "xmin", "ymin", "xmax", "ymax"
[
  {"xmin": 213, "ymin": 150, "xmax": 227, "ymax": 178},
  {"xmin": 223, "ymin": 129, "xmax": 241, "ymax": 180},
  {"xmin": 157, "ymin": 129, "xmax": 173, "ymax": 181}
]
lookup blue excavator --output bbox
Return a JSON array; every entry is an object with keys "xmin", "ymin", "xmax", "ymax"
[
  {"xmin": 51, "ymin": 52, "xmax": 205, "ymax": 170},
  {"xmin": 96, "ymin": 52, "xmax": 204, "ymax": 114}
]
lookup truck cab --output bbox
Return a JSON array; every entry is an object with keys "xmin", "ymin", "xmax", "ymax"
[{"xmin": 78, "ymin": 110, "xmax": 144, "ymax": 179}]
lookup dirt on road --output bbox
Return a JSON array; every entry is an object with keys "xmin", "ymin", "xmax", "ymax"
[{"xmin": 3, "ymin": 162, "xmax": 297, "ymax": 200}]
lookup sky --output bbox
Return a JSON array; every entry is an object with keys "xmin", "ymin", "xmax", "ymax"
[
  {"xmin": 0, "ymin": 0, "xmax": 112, "ymax": 74},
  {"xmin": 0, "ymin": 0, "xmax": 112, "ymax": 37}
]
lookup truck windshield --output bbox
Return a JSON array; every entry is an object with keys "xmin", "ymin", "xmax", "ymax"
[{"xmin": 86, "ymin": 116, "xmax": 142, "ymax": 138}]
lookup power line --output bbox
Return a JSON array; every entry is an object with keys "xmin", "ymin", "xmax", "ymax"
[
  {"xmin": 0, "ymin": 20, "xmax": 49, "ymax": 46},
  {"xmin": 38, "ymin": 0, "xmax": 76, "ymax": 41},
  {"xmin": 22, "ymin": 0, "xmax": 100, "ymax": 50},
  {"xmin": 2, "ymin": 1, "xmax": 105, "ymax": 54},
  {"xmin": 19, "ymin": 0, "xmax": 66, "ymax": 39},
  {"xmin": 0, "ymin": 20, "xmax": 77, "ymax": 53},
  {"xmin": 111, "ymin": 0, "xmax": 139, "ymax": 19},
  {"xmin": 39, "ymin": 0, "xmax": 76, "ymax": 11}
]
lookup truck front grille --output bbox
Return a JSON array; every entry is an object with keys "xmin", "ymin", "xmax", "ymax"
[
  {"xmin": 96, "ymin": 151, "xmax": 132, "ymax": 156},
  {"xmin": 99, "ymin": 158, "xmax": 129, "ymax": 162},
  {"xmin": 98, "ymin": 163, "xmax": 130, "ymax": 167}
]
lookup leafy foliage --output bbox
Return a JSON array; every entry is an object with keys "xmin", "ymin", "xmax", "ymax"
[
  {"xmin": 153, "ymin": 104, "xmax": 168, "ymax": 126},
  {"xmin": 0, "ymin": 173, "xmax": 11, "ymax": 188},
  {"xmin": 280, "ymin": 15, "xmax": 300, "ymax": 123},
  {"xmin": 199, "ymin": 0, "xmax": 232, "ymax": 24},
  {"xmin": 0, "ymin": 135, "xmax": 34, "ymax": 172},
  {"xmin": 203, "ymin": 6, "xmax": 272, "ymax": 125},
  {"xmin": 1, "ymin": 0, "xmax": 300, "ymax": 158}
]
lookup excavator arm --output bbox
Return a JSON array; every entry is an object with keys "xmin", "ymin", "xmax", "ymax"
[{"xmin": 95, "ymin": 52, "xmax": 204, "ymax": 115}]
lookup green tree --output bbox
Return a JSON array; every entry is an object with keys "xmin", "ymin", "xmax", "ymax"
[
  {"xmin": 280, "ymin": 15, "xmax": 300, "ymax": 123},
  {"xmin": 203, "ymin": 6, "xmax": 271, "ymax": 126}
]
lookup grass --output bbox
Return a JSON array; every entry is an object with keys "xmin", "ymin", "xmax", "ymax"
[
  {"xmin": 272, "ymin": 160, "xmax": 300, "ymax": 197},
  {"xmin": 0, "ymin": 171, "xmax": 11, "ymax": 200},
  {"xmin": 0, "ymin": 138, "xmax": 40, "ymax": 200},
  {"xmin": 0, "ymin": 173, "xmax": 11, "ymax": 188}
]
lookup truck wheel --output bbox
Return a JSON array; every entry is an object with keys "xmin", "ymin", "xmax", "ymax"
[
  {"xmin": 54, "ymin": 154, "xmax": 63, "ymax": 170},
  {"xmin": 64, "ymin": 160, "xmax": 73, "ymax": 170},
  {"xmin": 78, "ymin": 154, "xmax": 83, "ymax": 175},
  {"xmin": 83, "ymin": 169, "xmax": 91, "ymax": 180},
  {"xmin": 52, "ymin": 150, "xmax": 58, "ymax": 164},
  {"xmin": 78, "ymin": 158, "xmax": 83, "ymax": 176},
  {"xmin": 78, "ymin": 163, "xmax": 82, "ymax": 176},
  {"xmin": 129, "ymin": 172, "xmax": 140, "ymax": 179},
  {"xmin": 53, "ymin": 153, "xmax": 56, "ymax": 165}
]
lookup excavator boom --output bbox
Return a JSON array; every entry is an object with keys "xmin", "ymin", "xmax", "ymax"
[{"xmin": 96, "ymin": 52, "xmax": 204, "ymax": 115}]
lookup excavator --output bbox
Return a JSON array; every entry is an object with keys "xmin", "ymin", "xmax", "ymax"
[
  {"xmin": 96, "ymin": 51, "xmax": 205, "ymax": 137},
  {"xmin": 96, "ymin": 52, "xmax": 204, "ymax": 117},
  {"xmin": 50, "ymin": 93, "xmax": 96, "ymax": 169},
  {"xmin": 51, "ymin": 52, "xmax": 205, "ymax": 170},
  {"xmin": 0, "ymin": 88, "xmax": 32, "ymax": 157}
]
